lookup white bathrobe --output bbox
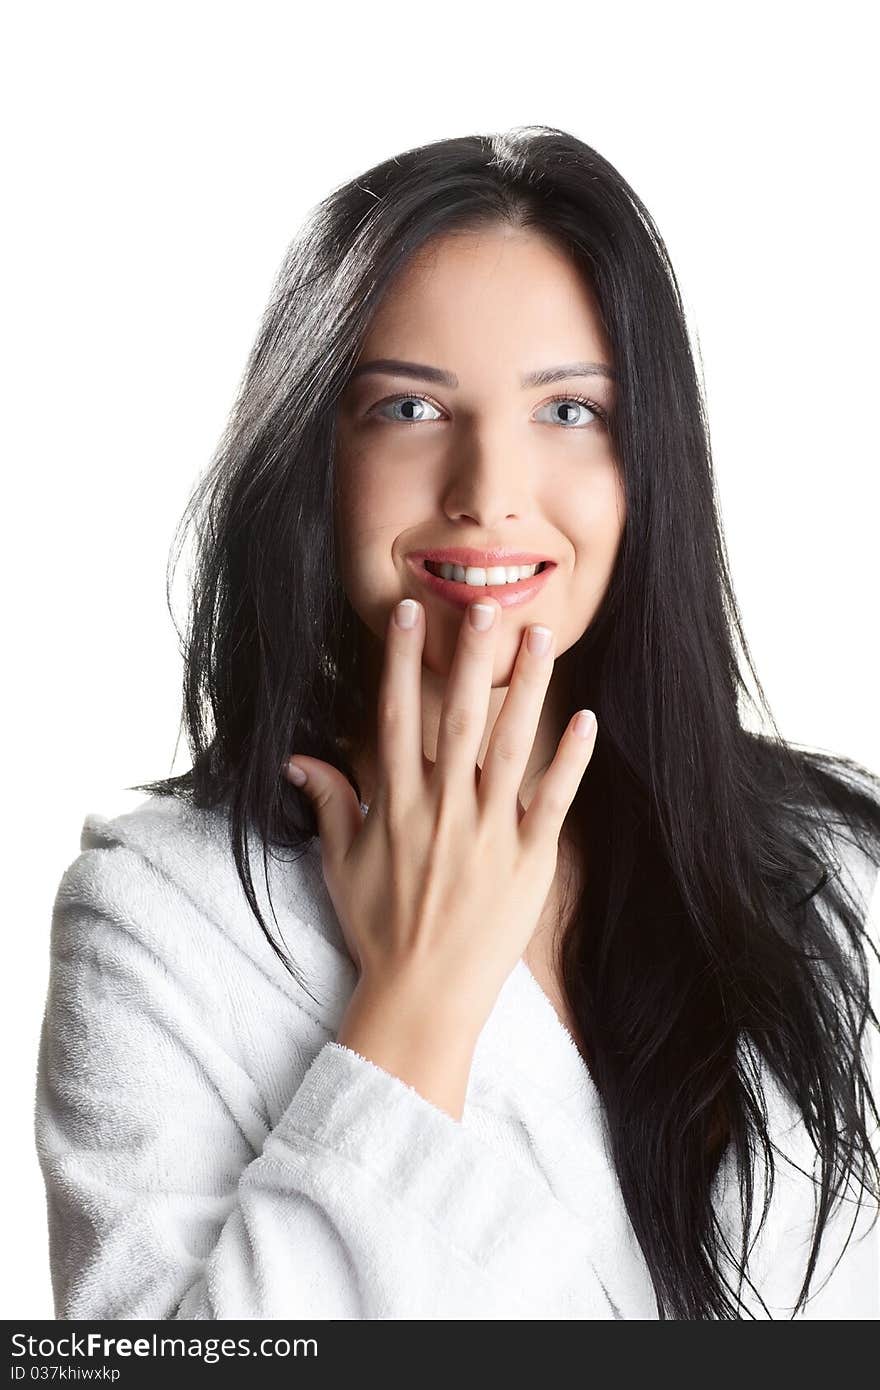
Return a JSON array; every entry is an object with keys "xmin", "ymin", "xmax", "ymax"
[{"xmin": 33, "ymin": 794, "xmax": 880, "ymax": 1319}]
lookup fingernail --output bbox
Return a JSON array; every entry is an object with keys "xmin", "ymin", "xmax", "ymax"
[
  {"xmin": 573, "ymin": 710, "xmax": 596, "ymax": 739},
  {"xmin": 469, "ymin": 603, "xmax": 495, "ymax": 631},
  {"xmin": 395, "ymin": 599, "xmax": 420, "ymax": 629},
  {"xmin": 528, "ymin": 625, "xmax": 552, "ymax": 656},
  {"xmin": 287, "ymin": 758, "xmax": 307, "ymax": 786}
]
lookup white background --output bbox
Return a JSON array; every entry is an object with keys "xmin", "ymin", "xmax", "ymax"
[{"xmin": 3, "ymin": 0, "xmax": 877, "ymax": 1318}]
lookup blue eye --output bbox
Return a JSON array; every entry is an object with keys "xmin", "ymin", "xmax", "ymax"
[
  {"xmin": 367, "ymin": 391, "xmax": 608, "ymax": 428},
  {"xmin": 371, "ymin": 395, "xmax": 445, "ymax": 424},
  {"xmin": 535, "ymin": 394, "xmax": 607, "ymax": 428}
]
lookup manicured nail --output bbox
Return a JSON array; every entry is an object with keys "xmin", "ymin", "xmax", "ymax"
[
  {"xmin": 287, "ymin": 758, "xmax": 307, "ymax": 785},
  {"xmin": 528, "ymin": 625, "xmax": 552, "ymax": 656},
  {"xmin": 395, "ymin": 599, "xmax": 420, "ymax": 629},
  {"xmin": 573, "ymin": 710, "xmax": 596, "ymax": 739},
  {"xmin": 469, "ymin": 603, "xmax": 495, "ymax": 631}
]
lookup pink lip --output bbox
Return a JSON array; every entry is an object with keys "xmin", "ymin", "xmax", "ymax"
[
  {"xmin": 409, "ymin": 547, "xmax": 552, "ymax": 567},
  {"xmin": 405, "ymin": 554, "xmax": 557, "ymax": 612}
]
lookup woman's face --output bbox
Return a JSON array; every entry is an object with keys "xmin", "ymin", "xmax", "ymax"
[{"xmin": 334, "ymin": 225, "xmax": 626, "ymax": 689}]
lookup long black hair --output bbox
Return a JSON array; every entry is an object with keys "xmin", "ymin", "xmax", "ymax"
[{"xmin": 133, "ymin": 126, "xmax": 880, "ymax": 1319}]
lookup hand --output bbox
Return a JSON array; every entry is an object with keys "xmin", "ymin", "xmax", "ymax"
[{"xmin": 283, "ymin": 595, "xmax": 598, "ymax": 1040}]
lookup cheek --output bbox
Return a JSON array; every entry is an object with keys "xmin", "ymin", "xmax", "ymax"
[
  {"xmin": 596, "ymin": 476, "xmax": 627, "ymax": 558},
  {"xmin": 335, "ymin": 451, "xmax": 393, "ymax": 557},
  {"xmin": 565, "ymin": 468, "xmax": 626, "ymax": 564},
  {"xmin": 554, "ymin": 470, "xmax": 625, "ymax": 634},
  {"xmin": 337, "ymin": 443, "xmax": 437, "ymax": 540},
  {"xmin": 334, "ymin": 454, "xmax": 429, "ymax": 608}
]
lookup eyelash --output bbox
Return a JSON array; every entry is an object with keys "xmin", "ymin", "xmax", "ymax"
[{"xmin": 368, "ymin": 391, "xmax": 609, "ymax": 427}]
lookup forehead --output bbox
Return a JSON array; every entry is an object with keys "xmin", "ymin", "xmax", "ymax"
[{"xmin": 359, "ymin": 227, "xmax": 612, "ymax": 363}]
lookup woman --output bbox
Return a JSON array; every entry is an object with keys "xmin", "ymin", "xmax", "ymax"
[{"xmin": 35, "ymin": 126, "xmax": 880, "ymax": 1320}]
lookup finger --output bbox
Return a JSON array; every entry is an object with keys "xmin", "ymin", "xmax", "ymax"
[
  {"xmin": 478, "ymin": 621, "xmax": 556, "ymax": 817},
  {"xmin": 375, "ymin": 597, "xmax": 427, "ymax": 813},
  {"xmin": 433, "ymin": 597, "xmax": 501, "ymax": 792},
  {"xmin": 517, "ymin": 710, "xmax": 598, "ymax": 851},
  {"xmin": 284, "ymin": 755, "xmax": 364, "ymax": 868}
]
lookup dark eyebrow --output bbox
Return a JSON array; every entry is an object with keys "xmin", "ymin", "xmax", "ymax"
[{"xmin": 347, "ymin": 358, "xmax": 617, "ymax": 388}]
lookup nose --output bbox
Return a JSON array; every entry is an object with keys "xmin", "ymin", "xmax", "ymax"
[{"xmin": 440, "ymin": 423, "xmax": 535, "ymax": 529}]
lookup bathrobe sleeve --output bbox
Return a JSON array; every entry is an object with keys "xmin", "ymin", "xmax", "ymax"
[{"xmin": 34, "ymin": 839, "xmax": 619, "ymax": 1321}]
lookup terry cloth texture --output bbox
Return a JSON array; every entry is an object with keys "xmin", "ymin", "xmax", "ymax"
[{"xmin": 34, "ymin": 794, "xmax": 880, "ymax": 1319}]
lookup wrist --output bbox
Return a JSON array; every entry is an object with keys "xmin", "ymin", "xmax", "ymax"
[
  {"xmin": 335, "ymin": 972, "xmax": 482, "ymax": 1121},
  {"xmin": 344, "ymin": 961, "xmax": 487, "ymax": 1043}
]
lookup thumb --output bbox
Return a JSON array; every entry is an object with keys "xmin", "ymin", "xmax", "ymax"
[{"xmin": 284, "ymin": 754, "xmax": 364, "ymax": 862}]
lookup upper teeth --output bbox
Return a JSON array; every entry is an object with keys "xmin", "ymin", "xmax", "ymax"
[{"xmin": 426, "ymin": 561, "xmax": 542, "ymax": 586}]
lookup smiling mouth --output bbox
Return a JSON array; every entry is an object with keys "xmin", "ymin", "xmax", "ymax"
[
  {"xmin": 422, "ymin": 559, "xmax": 551, "ymax": 584},
  {"xmin": 408, "ymin": 554, "xmax": 556, "ymax": 610}
]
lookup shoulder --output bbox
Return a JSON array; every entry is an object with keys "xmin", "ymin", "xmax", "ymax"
[{"xmin": 51, "ymin": 793, "xmax": 357, "ymax": 1032}]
